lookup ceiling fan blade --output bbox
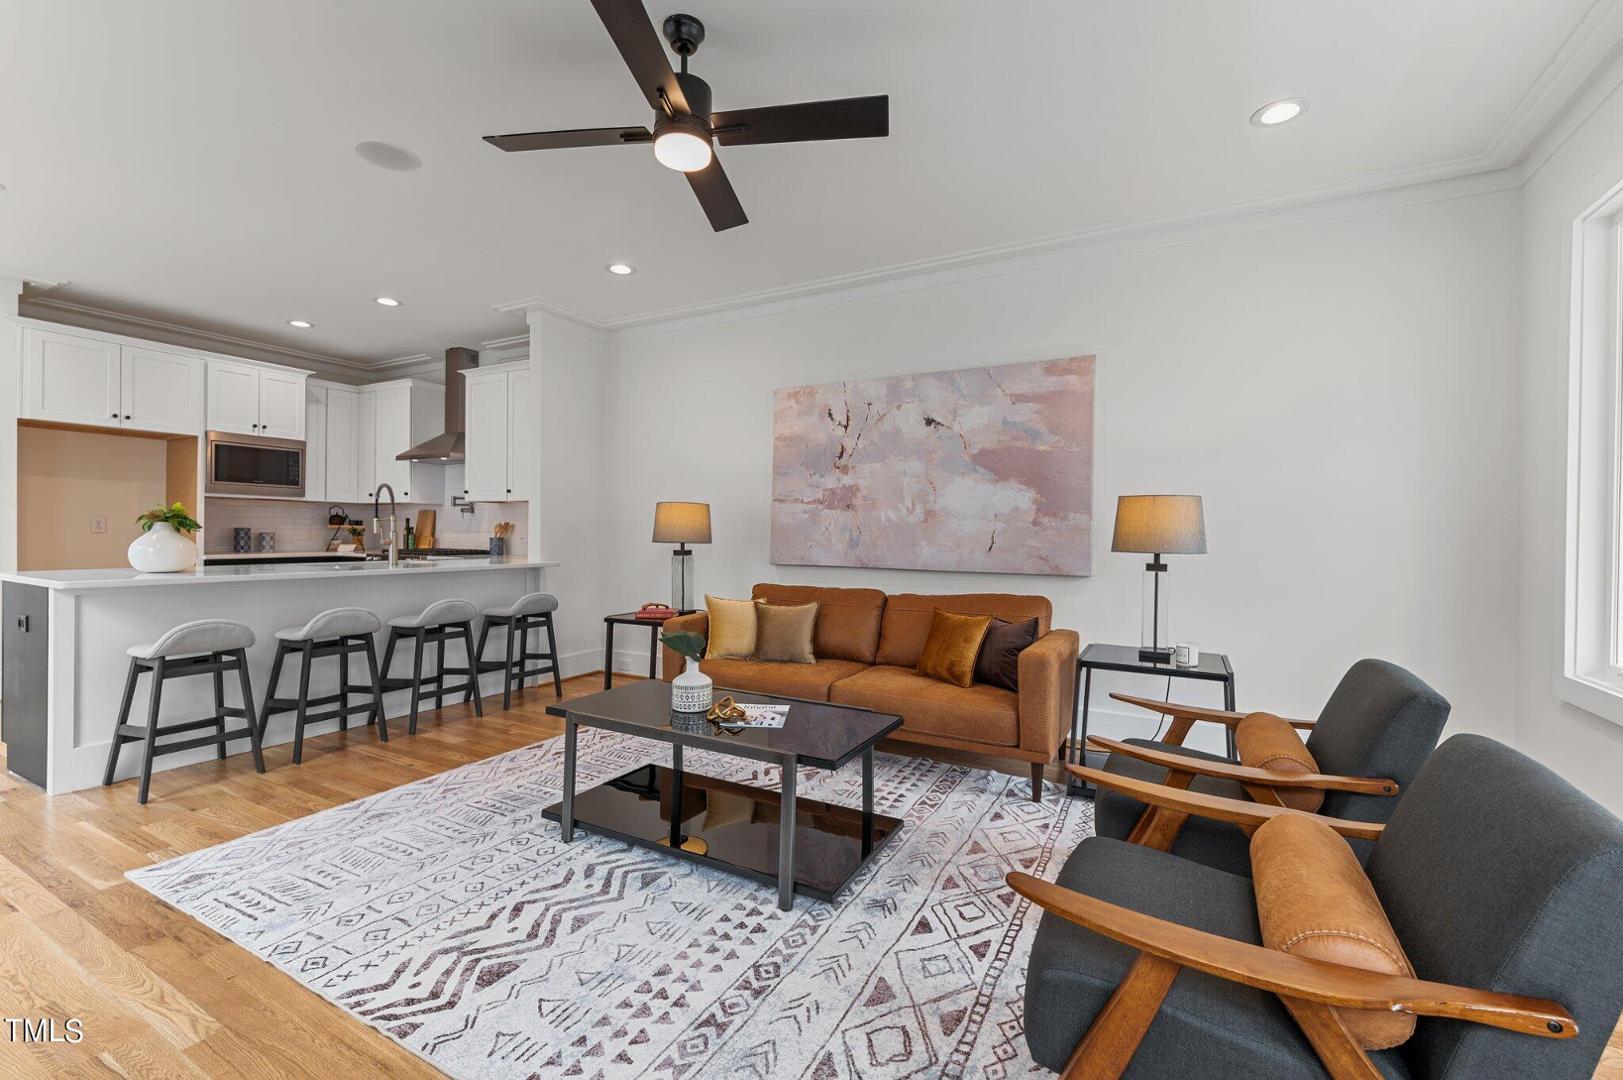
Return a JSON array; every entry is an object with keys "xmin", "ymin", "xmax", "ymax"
[
  {"xmin": 686, "ymin": 155, "xmax": 748, "ymax": 232},
  {"xmin": 484, "ymin": 126, "xmax": 651, "ymax": 152},
  {"xmin": 711, "ymin": 95, "xmax": 889, "ymax": 146},
  {"xmin": 589, "ymin": 0, "xmax": 690, "ymax": 115}
]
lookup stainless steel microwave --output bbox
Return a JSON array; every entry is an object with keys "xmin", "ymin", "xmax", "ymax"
[{"xmin": 205, "ymin": 430, "xmax": 306, "ymax": 498}]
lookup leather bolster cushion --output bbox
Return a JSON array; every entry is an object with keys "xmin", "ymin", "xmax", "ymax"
[
  {"xmin": 1235, "ymin": 712, "xmax": 1325, "ymax": 813},
  {"xmin": 1250, "ymin": 814, "xmax": 1417, "ymax": 1050}
]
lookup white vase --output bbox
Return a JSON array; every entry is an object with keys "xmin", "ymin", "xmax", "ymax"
[
  {"xmin": 672, "ymin": 657, "xmax": 714, "ymax": 714},
  {"xmin": 127, "ymin": 521, "xmax": 198, "ymax": 573}
]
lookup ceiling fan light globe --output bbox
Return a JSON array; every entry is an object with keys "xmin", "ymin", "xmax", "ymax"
[{"xmin": 653, "ymin": 128, "xmax": 713, "ymax": 172}]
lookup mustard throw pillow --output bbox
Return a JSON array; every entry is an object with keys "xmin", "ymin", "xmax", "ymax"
[
  {"xmin": 704, "ymin": 595, "xmax": 757, "ymax": 659},
  {"xmin": 916, "ymin": 609, "xmax": 995, "ymax": 687},
  {"xmin": 753, "ymin": 600, "xmax": 818, "ymax": 663}
]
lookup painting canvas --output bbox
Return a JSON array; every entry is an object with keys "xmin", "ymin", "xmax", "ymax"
[{"xmin": 771, "ymin": 356, "xmax": 1094, "ymax": 576}]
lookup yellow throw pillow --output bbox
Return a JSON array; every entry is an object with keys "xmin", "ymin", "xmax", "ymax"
[
  {"xmin": 916, "ymin": 609, "xmax": 995, "ymax": 687},
  {"xmin": 753, "ymin": 600, "xmax": 818, "ymax": 664},
  {"xmin": 704, "ymin": 595, "xmax": 757, "ymax": 659}
]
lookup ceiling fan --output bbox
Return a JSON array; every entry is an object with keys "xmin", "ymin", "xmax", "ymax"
[{"xmin": 483, "ymin": 1, "xmax": 889, "ymax": 232}]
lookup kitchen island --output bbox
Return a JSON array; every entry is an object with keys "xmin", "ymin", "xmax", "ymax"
[{"xmin": 1, "ymin": 557, "xmax": 558, "ymax": 794}]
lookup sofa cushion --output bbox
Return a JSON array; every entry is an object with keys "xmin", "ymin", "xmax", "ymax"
[
  {"xmin": 916, "ymin": 609, "xmax": 994, "ymax": 687},
  {"xmin": 699, "ymin": 657, "xmax": 869, "ymax": 702},
  {"xmin": 875, "ymin": 592, "xmax": 1053, "ymax": 669},
  {"xmin": 704, "ymin": 595, "xmax": 757, "ymax": 659},
  {"xmin": 752, "ymin": 584, "xmax": 887, "ymax": 664},
  {"xmin": 830, "ymin": 665, "xmax": 1019, "ymax": 746},
  {"xmin": 752, "ymin": 600, "xmax": 817, "ymax": 664}
]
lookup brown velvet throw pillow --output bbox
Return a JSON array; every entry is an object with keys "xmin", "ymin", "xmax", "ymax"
[
  {"xmin": 1250, "ymin": 814, "xmax": 1417, "ymax": 1050},
  {"xmin": 752, "ymin": 600, "xmax": 818, "ymax": 664},
  {"xmin": 972, "ymin": 617, "xmax": 1039, "ymax": 691},
  {"xmin": 1235, "ymin": 712, "xmax": 1325, "ymax": 813},
  {"xmin": 916, "ymin": 609, "xmax": 995, "ymax": 687}
]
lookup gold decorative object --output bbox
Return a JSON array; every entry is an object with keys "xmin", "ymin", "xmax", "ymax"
[{"xmin": 707, "ymin": 696, "xmax": 747, "ymax": 722}]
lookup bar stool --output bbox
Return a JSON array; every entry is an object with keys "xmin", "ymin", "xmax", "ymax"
[
  {"xmin": 260, "ymin": 608, "xmax": 387, "ymax": 764},
  {"xmin": 473, "ymin": 592, "xmax": 563, "ymax": 710},
  {"xmin": 379, "ymin": 600, "xmax": 484, "ymax": 734},
  {"xmin": 103, "ymin": 620, "xmax": 265, "ymax": 804}
]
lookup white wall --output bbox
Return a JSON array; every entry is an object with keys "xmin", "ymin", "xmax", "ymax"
[
  {"xmin": 602, "ymin": 190, "xmax": 1525, "ymax": 756},
  {"xmin": 1517, "ymin": 71, "xmax": 1623, "ymax": 811}
]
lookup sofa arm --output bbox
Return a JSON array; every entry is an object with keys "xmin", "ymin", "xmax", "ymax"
[
  {"xmin": 658, "ymin": 612, "xmax": 709, "ymax": 682},
  {"xmin": 1018, "ymin": 628, "xmax": 1080, "ymax": 759}
]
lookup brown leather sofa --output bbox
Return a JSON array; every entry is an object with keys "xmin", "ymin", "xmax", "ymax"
[{"xmin": 659, "ymin": 584, "xmax": 1079, "ymax": 799}]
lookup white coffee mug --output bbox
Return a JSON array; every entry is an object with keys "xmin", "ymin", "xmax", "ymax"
[{"xmin": 1174, "ymin": 641, "xmax": 1200, "ymax": 667}]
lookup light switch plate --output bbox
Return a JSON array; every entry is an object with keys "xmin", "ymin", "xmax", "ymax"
[{"xmin": 90, "ymin": 515, "xmax": 108, "ymax": 534}]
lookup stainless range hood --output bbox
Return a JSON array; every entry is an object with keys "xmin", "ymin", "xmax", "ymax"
[{"xmin": 398, "ymin": 346, "xmax": 477, "ymax": 461}]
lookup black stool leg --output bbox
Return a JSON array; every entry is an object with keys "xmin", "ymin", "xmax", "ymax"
[
  {"xmin": 462, "ymin": 622, "xmax": 484, "ymax": 717},
  {"xmin": 338, "ymin": 643, "xmax": 351, "ymax": 732},
  {"xmin": 261, "ymin": 642, "xmax": 288, "ymax": 739},
  {"xmin": 364, "ymin": 636, "xmax": 389, "ymax": 742},
  {"xmin": 544, "ymin": 614, "xmax": 563, "ymax": 699},
  {"xmin": 434, "ymin": 634, "xmax": 447, "ymax": 707},
  {"xmin": 409, "ymin": 630, "xmax": 425, "ymax": 735},
  {"xmin": 292, "ymin": 639, "xmax": 313, "ymax": 765},
  {"xmin": 236, "ymin": 649, "xmax": 266, "ymax": 774},
  {"xmin": 211, "ymin": 658, "xmax": 227, "ymax": 760},
  {"xmin": 103, "ymin": 659, "xmax": 142, "ymax": 786},
  {"xmin": 137, "ymin": 658, "xmax": 165, "ymax": 805},
  {"xmin": 502, "ymin": 616, "xmax": 516, "ymax": 711}
]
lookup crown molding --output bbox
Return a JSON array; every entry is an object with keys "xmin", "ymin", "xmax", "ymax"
[
  {"xmin": 1480, "ymin": 0, "xmax": 1623, "ymax": 168},
  {"xmin": 2, "ymin": 267, "xmax": 66, "ymax": 290}
]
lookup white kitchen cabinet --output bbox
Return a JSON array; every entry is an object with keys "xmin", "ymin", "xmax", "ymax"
[
  {"xmin": 120, "ymin": 346, "xmax": 204, "ymax": 434},
  {"xmin": 323, "ymin": 386, "xmax": 361, "ymax": 502},
  {"xmin": 362, "ymin": 380, "xmax": 444, "ymax": 505},
  {"xmin": 206, "ymin": 360, "xmax": 307, "ymax": 438},
  {"xmin": 302, "ymin": 383, "xmax": 327, "ymax": 502},
  {"xmin": 459, "ymin": 363, "xmax": 533, "ymax": 502},
  {"xmin": 22, "ymin": 328, "xmax": 202, "ymax": 435},
  {"xmin": 355, "ymin": 389, "xmax": 377, "ymax": 502}
]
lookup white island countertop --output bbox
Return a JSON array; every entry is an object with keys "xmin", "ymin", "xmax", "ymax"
[{"xmin": 1, "ymin": 556, "xmax": 558, "ymax": 592}]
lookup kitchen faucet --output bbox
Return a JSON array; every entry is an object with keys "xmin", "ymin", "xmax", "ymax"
[{"xmin": 372, "ymin": 484, "xmax": 399, "ymax": 568}]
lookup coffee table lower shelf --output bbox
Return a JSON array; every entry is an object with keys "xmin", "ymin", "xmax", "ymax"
[{"xmin": 541, "ymin": 763, "xmax": 904, "ymax": 904}]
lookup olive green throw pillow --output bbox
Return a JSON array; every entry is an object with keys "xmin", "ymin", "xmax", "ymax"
[
  {"xmin": 916, "ymin": 609, "xmax": 995, "ymax": 687},
  {"xmin": 752, "ymin": 600, "xmax": 818, "ymax": 664}
]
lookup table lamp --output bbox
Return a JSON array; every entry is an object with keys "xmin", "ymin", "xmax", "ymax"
[
  {"xmin": 653, "ymin": 501, "xmax": 711, "ymax": 610},
  {"xmin": 1111, "ymin": 495, "xmax": 1206, "ymax": 662}
]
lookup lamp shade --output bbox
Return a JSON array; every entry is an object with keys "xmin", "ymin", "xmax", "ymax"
[
  {"xmin": 1111, "ymin": 495, "xmax": 1206, "ymax": 555},
  {"xmin": 653, "ymin": 501, "xmax": 712, "ymax": 544}
]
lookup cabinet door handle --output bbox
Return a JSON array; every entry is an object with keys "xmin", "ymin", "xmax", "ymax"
[
  {"xmin": 111, "ymin": 412, "xmax": 118, "ymax": 418},
  {"xmin": 15, "ymin": 615, "xmax": 29, "ymax": 632},
  {"xmin": 124, "ymin": 414, "xmax": 132, "ymax": 420}
]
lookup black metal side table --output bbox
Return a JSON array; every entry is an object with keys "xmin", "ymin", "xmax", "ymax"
[
  {"xmin": 602, "ymin": 610, "xmax": 695, "ymax": 688},
  {"xmin": 1067, "ymin": 643, "xmax": 1235, "ymax": 797}
]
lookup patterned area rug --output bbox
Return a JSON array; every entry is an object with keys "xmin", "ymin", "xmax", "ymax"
[{"xmin": 129, "ymin": 731, "xmax": 1093, "ymax": 1079}]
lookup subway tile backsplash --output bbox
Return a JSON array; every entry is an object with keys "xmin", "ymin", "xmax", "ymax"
[{"xmin": 203, "ymin": 497, "xmax": 528, "ymax": 557}]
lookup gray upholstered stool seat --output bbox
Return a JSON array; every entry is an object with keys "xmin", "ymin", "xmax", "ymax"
[
  {"xmin": 388, "ymin": 599, "xmax": 478, "ymax": 630},
  {"xmin": 106, "ymin": 620, "xmax": 264, "ymax": 803},
  {"xmin": 482, "ymin": 592, "xmax": 559, "ymax": 619},
  {"xmin": 474, "ymin": 593, "xmax": 563, "ymax": 709},
  {"xmin": 274, "ymin": 607, "xmax": 383, "ymax": 643},
  {"xmin": 126, "ymin": 619, "xmax": 255, "ymax": 659},
  {"xmin": 262, "ymin": 607, "xmax": 388, "ymax": 762},
  {"xmin": 1095, "ymin": 740, "xmax": 1253, "ymax": 877},
  {"xmin": 380, "ymin": 600, "xmax": 484, "ymax": 732}
]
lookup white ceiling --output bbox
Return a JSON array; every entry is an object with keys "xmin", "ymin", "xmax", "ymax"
[{"xmin": 1, "ymin": 0, "xmax": 1618, "ymax": 366}]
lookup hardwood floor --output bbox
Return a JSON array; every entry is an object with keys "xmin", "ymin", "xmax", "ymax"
[{"xmin": 0, "ymin": 672, "xmax": 1616, "ymax": 1078}]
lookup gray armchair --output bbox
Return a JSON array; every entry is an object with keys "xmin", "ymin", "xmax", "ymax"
[
  {"xmin": 1017, "ymin": 734, "xmax": 1623, "ymax": 1078},
  {"xmin": 1092, "ymin": 658, "xmax": 1450, "ymax": 875}
]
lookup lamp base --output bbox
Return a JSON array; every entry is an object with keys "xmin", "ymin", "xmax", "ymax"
[
  {"xmin": 671, "ymin": 548, "xmax": 695, "ymax": 611},
  {"xmin": 1138, "ymin": 646, "xmax": 1175, "ymax": 664}
]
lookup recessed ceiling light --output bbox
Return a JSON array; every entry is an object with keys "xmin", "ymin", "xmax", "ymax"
[
  {"xmin": 374, "ymin": 296, "xmax": 401, "ymax": 307},
  {"xmin": 605, "ymin": 263, "xmax": 636, "ymax": 276},
  {"xmin": 1251, "ymin": 98, "xmax": 1307, "ymax": 127},
  {"xmin": 287, "ymin": 319, "xmax": 313, "ymax": 329},
  {"xmin": 354, "ymin": 141, "xmax": 423, "ymax": 172}
]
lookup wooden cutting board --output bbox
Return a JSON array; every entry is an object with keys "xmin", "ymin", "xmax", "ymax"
[{"xmin": 414, "ymin": 510, "xmax": 436, "ymax": 550}]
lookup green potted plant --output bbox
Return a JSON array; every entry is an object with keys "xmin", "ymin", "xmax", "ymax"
[
  {"xmin": 661, "ymin": 630, "xmax": 713, "ymax": 715},
  {"xmin": 128, "ymin": 501, "xmax": 201, "ymax": 573}
]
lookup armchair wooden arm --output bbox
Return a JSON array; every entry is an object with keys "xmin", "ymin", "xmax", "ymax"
[
  {"xmin": 1087, "ymin": 736, "xmax": 1398, "ymax": 797},
  {"xmin": 1007, "ymin": 870, "xmax": 1575, "ymax": 1079},
  {"xmin": 1110, "ymin": 692, "xmax": 1313, "ymax": 746},
  {"xmin": 1069, "ymin": 764, "xmax": 1385, "ymax": 842}
]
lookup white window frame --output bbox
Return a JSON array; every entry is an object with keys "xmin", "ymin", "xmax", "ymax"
[{"xmin": 1561, "ymin": 185, "xmax": 1623, "ymax": 723}]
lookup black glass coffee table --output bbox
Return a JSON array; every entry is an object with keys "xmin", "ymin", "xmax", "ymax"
[{"xmin": 543, "ymin": 680, "xmax": 904, "ymax": 910}]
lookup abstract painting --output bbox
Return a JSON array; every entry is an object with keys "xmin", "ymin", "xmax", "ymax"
[{"xmin": 771, "ymin": 356, "xmax": 1094, "ymax": 576}]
